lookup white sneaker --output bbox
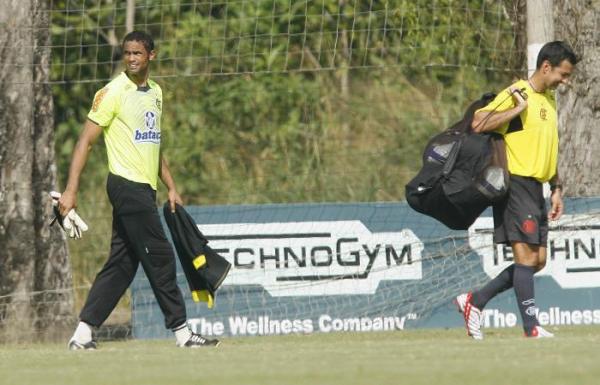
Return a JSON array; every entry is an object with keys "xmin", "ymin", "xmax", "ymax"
[
  {"xmin": 177, "ymin": 332, "xmax": 220, "ymax": 348},
  {"xmin": 455, "ymin": 292, "xmax": 483, "ymax": 340},
  {"xmin": 68, "ymin": 339, "xmax": 97, "ymax": 350},
  {"xmin": 525, "ymin": 325, "xmax": 554, "ymax": 338}
]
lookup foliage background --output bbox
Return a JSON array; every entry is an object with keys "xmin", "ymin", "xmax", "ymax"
[{"xmin": 49, "ymin": 0, "xmax": 525, "ymax": 318}]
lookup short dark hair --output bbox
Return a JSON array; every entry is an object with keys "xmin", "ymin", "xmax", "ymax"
[
  {"xmin": 122, "ymin": 31, "xmax": 155, "ymax": 53},
  {"xmin": 536, "ymin": 41, "xmax": 578, "ymax": 69}
]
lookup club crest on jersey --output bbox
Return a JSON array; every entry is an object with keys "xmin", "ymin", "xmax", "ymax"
[{"xmin": 134, "ymin": 111, "xmax": 161, "ymax": 144}]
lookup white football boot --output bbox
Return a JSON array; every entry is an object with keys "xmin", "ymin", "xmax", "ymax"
[{"xmin": 455, "ymin": 292, "xmax": 483, "ymax": 340}]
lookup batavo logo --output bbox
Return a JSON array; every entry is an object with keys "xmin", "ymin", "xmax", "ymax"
[
  {"xmin": 468, "ymin": 214, "xmax": 600, "ymax": 289},
  {"xmin": 199, "ymin": 221, "xmax": 423, "ymax": 296},
  {"xmin": 133, "ymin": 111, "xmax": 161, "ymax": 144}
]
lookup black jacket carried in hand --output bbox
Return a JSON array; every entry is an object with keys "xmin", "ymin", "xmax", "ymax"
[
  {"xmin": 163, "ymin": 203, "xmax": 231, "ymax": 308},
  {"xmin": 405, "ymin": 93, "xmax": 510, "ymax": 230}
]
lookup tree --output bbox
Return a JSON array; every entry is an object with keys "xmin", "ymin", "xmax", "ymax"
[
  {"xmin": 554, "ymin": 0, "xmax": 600, "ymax": 196},
  {"xmin": 0, "ymin": 0, "xmax": 72, "ymax": 342}
]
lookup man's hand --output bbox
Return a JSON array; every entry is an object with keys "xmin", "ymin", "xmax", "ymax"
[
  {"xmin": 168, "ymin": 189, "xmax": 183, "ymax": 213},
  {"xmin": 50, "ymin": 191, "xmax": 89, "ymax": 239},
  {"xmin": 548, "ymin": 189, "xmax": 564, "ymax": 221},
  {"xmin": 58, "ymin": 189, "xmax": 77, "ymax": 217},
  {"xmin": 509, "ymin": 86, "xmax": 528, "ymax": 112}
]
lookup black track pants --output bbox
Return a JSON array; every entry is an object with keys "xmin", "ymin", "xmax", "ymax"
[{"xmin": 79, "ymin": 173, "xmax": 186, "ymax": 329}]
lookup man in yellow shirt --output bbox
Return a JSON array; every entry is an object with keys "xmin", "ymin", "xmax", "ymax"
[
  {"xmin": 59, "ymin": 31, "xmax": 218, "ymax": 349},
  {"xmin": 455, "ymin": 41, "xmax": 577, "ymax": 339}
]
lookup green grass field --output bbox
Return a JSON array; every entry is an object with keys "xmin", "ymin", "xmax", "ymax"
[{"xmin": 1, "ymin": 326, "xmax": 599, "ymax": 385}]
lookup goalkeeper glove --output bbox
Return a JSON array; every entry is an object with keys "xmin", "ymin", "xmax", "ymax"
[{"xmin": 49, "ymin": 191, "xmax": 89, "ymax": 239}]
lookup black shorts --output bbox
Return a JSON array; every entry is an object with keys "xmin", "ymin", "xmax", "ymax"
[{"xmin": 493, "ymin": 175, "xmax": 548, "ymax": 246}]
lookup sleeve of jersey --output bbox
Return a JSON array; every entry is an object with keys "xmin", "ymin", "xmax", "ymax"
[{"xmin": 87, "ymin": 87, "xmax": 118, "ymax": 127}]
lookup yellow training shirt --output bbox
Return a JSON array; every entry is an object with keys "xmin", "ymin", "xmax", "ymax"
[
  {"xmin": 476, "ymin": 79, "xmax": 558, "ymax": 183},
  {"xmin": 88, "ymin": 72, "xmax": 163, "ymax": 190}
]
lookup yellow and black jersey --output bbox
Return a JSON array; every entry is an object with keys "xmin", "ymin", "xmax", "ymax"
[
  {"xmin": 476, "ymin": 79, "xmax": 558, "ymax": 183},
  {"xmin": 88, "ymin": 72, "xmax": 163, "ymax": 189}
]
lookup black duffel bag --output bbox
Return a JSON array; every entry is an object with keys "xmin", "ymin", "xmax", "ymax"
[{"xmin": 405, "ymin": 93, "xmax": 509, "ymax": 230}]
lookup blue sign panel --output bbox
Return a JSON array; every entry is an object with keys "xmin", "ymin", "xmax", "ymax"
[{"xmin": 131, "ymin": 198, "xmax": 600, "ymax": 339}]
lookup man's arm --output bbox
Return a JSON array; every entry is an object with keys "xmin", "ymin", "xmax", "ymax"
[
  {"xmin": 159, "ymin": 153, "xmax": 183, "ymax": 212},
  {"xmin": 58, "ymin": 119, "xmax": 103, "ymax": 216},
  {"xmin": 471, "ymin": 87, "xmax": 528, "ymax": 133},
  {"xmin": 548, "ymin": 173, "xmax": 564, "ymax": 221}
]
